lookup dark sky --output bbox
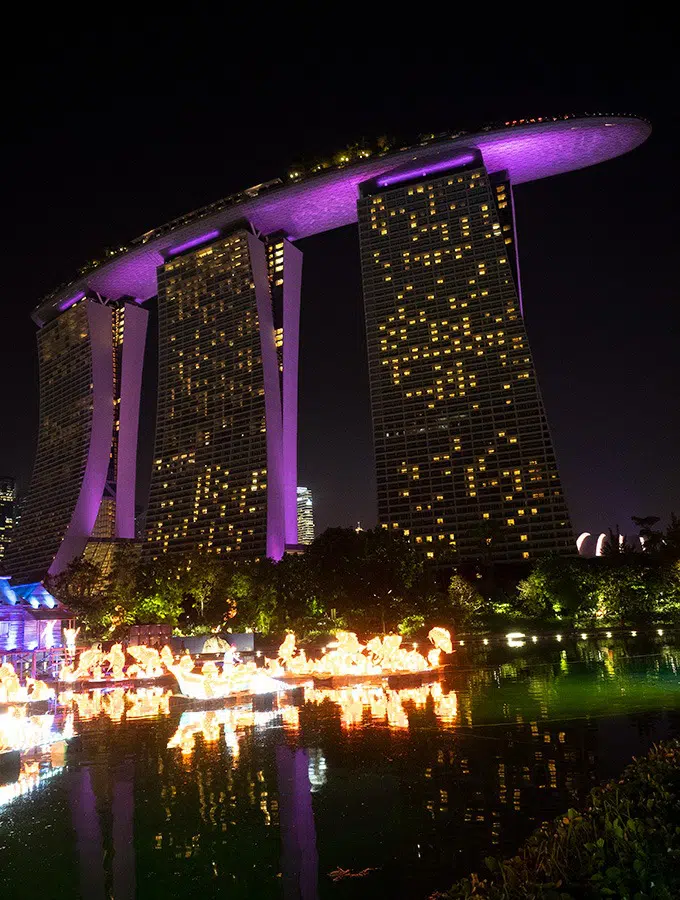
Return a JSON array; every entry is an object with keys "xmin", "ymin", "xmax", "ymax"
[{"xmin": 0, "ymin": 22, "xmax": 677, "ymax": 539}]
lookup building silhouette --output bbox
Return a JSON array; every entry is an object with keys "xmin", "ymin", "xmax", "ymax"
[{"xmin": 7, "ymin": 116, "xmax": 650, "ymax": 580}]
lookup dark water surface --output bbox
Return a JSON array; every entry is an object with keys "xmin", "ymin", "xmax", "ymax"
[{"xmin": 2, "ymin": 633, "xmax": 680, "ymax": 898}]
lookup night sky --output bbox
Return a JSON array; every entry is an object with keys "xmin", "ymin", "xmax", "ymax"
[{"xmin": 0, "ymin": 23, "xmax": 677, "ymax": 540}]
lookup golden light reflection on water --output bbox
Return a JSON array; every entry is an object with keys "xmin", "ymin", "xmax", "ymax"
[
  {"xmin": 58, "ymin": 687, "xmax": 173, "ymax": 722},
  {"xmin": 304, "ymin": 681, "xmax": 458, "ymax": 729},
  {"xmin": 166, "ymin": 704, "xmax": 299, "ymax": 762},
  {"xmin": 0, "ymin": 755, "xmax": 65, "ymax": 808}
]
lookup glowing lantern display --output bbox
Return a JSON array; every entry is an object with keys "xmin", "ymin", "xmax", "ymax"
[
  {"xmin": 0, "ymin": 662, "xmax": 54, "ymax": 704},
  {"xmin": 265, "ymin": 627, "xmax": 453, "ymax": 679}
]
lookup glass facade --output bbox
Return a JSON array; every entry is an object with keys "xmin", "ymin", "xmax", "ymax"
[{"xmin": 358, "ymin": 162, "xmax": 572, "ymax": 562}]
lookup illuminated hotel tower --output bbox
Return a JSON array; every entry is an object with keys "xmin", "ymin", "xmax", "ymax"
[
  {"xmin": 358, "ymin": 154, "xmax": 572, "ymax": 561},
  {"xmin": 4, "ymin": 298, "xmax": 147, "ymax": 584},
  {"xmin": 12, "ymin": 117, "xmax": 648, "ymax": 576},
  {"xmin": 144, "ymin": 229, "xmax": 301, "ymax": 560}
]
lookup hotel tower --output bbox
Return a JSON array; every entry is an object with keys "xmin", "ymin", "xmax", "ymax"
[
  {"xmin": 6, "ymin": 115, "xmax": 650, "ymax": 582},
  {"xmin": 358, "ymin": 155, "xmax": 571, "ymax": 561}
]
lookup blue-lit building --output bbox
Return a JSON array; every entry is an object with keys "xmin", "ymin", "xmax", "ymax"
[{"xmin": 0, "ymin": 577, "xmax": 70, "ymax": 652}]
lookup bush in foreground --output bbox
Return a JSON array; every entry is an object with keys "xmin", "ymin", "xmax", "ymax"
[{"xmin": 439, "ymin": 740, "xmax": 680, "ymax": 899}]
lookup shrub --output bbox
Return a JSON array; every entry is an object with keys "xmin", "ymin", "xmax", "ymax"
[{"xmin": 439, "ymin": 739, "xmax": 680, "ymax": 899}]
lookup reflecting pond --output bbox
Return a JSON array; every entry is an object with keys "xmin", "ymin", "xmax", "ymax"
[{"xmin": 2, "ymin": 633, "xmax": 680, "ymax": 898}]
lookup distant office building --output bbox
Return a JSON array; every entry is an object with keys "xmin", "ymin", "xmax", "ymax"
[
  {"xmin": 0, "ymin": 476, "xmax": 16, "ymax": 562},
  {"xmin": 144, "ymin": 230, "xmax": 301, "ymax": 561},
  {"xmin": 297, "ymin": 487, "xmax": 315, "ymax": 545},
  {"xmin": 358, "ymin": 159, "xmax": 572, "ymax": 562},
  {"xmin": 4, "ymin": 299, "xmax": 147, "ymax": 584}
]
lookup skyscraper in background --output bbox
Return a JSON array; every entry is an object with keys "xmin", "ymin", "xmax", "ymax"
[
  {"xmin": 296, "ymin": 487, "xmax": 315, "ymax": 545},
  {"xmin": 0, "ymin": 476, "xmax": 16, "ymax": 563},
  {"xmin": 358, "ymin": 156, "xmax": 572, "ymax": 562},
  {"xmin": 4, "ymin": 299, "xmax": 147, "ymax": 584},
  {"xmin": 144, "ymin": 229, "xmax": 301, "ymax": 561}
]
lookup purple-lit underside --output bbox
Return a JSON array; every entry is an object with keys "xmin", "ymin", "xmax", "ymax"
[
  {"xmin": 36, "ymin": 117, "xmax": 651, "ymax": 322},
  {"xmin": 58, "ymin": 291, "xmax": 85, "ymax": 312},
  {"xmin": 166, "ymin": 229, "xmax": 221, "ymax": 256},
  {"xmin": 376, "ymin": 151, "xmax": 478, "ymax": 187}
]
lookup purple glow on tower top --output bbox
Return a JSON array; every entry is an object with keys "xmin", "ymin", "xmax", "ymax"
[
  {"xmin": 58, "ymin": 291, "xmax": 86, "ymax": 312},
  {"xmin": 376, "ymin": 151, "xmax": 478, "ymax": 187},
  {"xmin": 34, "ymin": 116, "xmax": 651, "ymax": 325},
  {"xmin": 167, "ymin": 229, "xmax": 221, "ymax": 257}
]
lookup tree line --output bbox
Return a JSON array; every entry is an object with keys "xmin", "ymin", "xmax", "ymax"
[{"xmin": 44, "ymin": 515, "xmax": 680, "ymax": 641}]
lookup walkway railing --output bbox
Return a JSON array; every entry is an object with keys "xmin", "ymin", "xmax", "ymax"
[{"xmin": 1, "ymin": 648, "xmax": 65, "ymax": 681}]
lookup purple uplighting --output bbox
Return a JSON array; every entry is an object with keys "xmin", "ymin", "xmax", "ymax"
[
  {"xmin": 36, "ymin": 117, "xmax": 650, "ymax": 323},
  {"xmin": 282, "ymin": 241, "xmax": 303, "ymax": 546},
  {"xmin": 249, "ymin": 234, "xmax": 286, "ymax": 561},
  {"xmin": 58, "ymin": 290, "xmax": 85, "ymax": 312},
  {"xmin": 166, "ymin": 229, "xmax": 220, "ymax": 257},
  {"xmin": 49, "ymin": 302, "xmax": 115, "ymax": 577},
  {"xmin": 376, "ymin": 150, "xmax": 478, "ymax": 187},
  {"xmin": 116, "ymin": 303, "xmax": 148, "ymax": 539}
]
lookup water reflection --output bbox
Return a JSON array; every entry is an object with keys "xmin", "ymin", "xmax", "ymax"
[
  {"xmin": 58, "ymin": 686, "xmax": 172, "ymax": 722},
  {"xmin": 304, "ymin": 682, "xmax": 458, "ymax": 729},
  {"xmin": 0, "ymin": 637, "xmax": 679, "ymax": 899},
  {"xmin": 277, "ymin": 746, "xmax": 318, "ymax": 900},
  {"xmin": 71, "ymin": 759, "xmax": 136, "ymax": 898}
]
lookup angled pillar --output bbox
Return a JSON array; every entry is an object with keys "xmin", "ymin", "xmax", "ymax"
[
  {"xmin": 6, "ymin": 296, "xmax": 149, "ymax": 584},
  {"xmin": 5, "ymin": 300, "xmax": 115, "ymax": 583},
  {"xmin": 249, "ymin": 233, "xmax": 286, "ymax": 560},
  {"xmin": 115, "ymin": 303, "xmax": 148, "ymax": 538},
  {"xmin": 281, "ymin": 241, "xmax": 303, "ymax": 547}
]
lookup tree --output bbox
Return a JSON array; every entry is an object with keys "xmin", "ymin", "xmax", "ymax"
[
  {"xmin": 516, "ymin": 556, "xmax": 595, "ymax": 621},
  {"xmin": 601, "ymin": 526, "xmax": 638, "ymax": 557},
  {"xmin": 131, "ymin": 553, "xmax": 187, "ymax": 628},
  {"xmin": 227, "ymin": 562, "xmax": 278, "ymax": 634},
  {"xmin": 179, "ymin": 551, "xmax": 234, "ymax": 629},
  {"xmin": 632, "ymin": 515, "xmax": 664, "ymax": 555},
  {"xmin": 594, "ymin": 559, "xmax": 661, "ymax": 625},
  {"xmin": 662, "ymin": 514, "xmax": 680, "ymax": 562},
  {"xmin": 46, "ymin": 557, "xmax": 127, "ymax": 638},
  {"xmin": 447, "ymin": 574, "xmax": 485, "ymax": 626}
]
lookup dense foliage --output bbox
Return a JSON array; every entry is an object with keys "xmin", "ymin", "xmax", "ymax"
[
  {"xmin": 514, "ymin": 517, "xmax": 680, "ymax": 627},
  {"xmin": 440, "ymin": 739, "xmax": 680, "ymax": 899},
  {"xmin": 46, "ymin": 528, "xmax": 440, "ymax": 640},
  {"xmin": 45, "ymin": 516, "xmax": 680, "ymax": 640}
]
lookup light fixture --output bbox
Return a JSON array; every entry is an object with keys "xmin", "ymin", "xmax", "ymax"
[{"xmin": 506, "ymin": 632, "xmax": 525, "ymax": 648}]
